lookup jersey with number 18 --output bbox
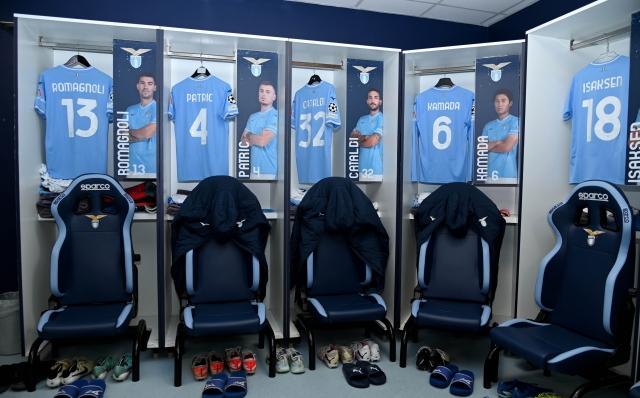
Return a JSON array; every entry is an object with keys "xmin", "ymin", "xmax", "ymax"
[
  {"xmin": 168, "ymin": 75, "xmax": 238, "ymax": 181},
  {"xmin": 292, "ymin": 81, "xmax": 342, "ymax": 184},
  {"xmin": 563, "ymin": 55, "xmax": 629, "ymax": 184},
  {"xmin": 34, "ymin": 65, "xmax": 113, "ymax": 179}
]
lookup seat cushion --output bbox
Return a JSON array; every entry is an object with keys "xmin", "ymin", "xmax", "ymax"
[
  {"xmin": 184, "ymin": 302, "xmax": 264, "ymax": 337},
  {"xmin": 38, "ymin": 303, "xmax": 133, "ymax": 340},
  {"xmin": 308, "ymin": 293, "xmax": 386, "ymax": 324},
  {"xmin": 490, "ymin": 320, "xmax": 614, "ymax": 374},
  {"xmin": 412, "ymin": 299, "xmax": 490, "ymax": 333}
]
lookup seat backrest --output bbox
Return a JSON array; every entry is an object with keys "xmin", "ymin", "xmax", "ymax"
[
  {"xmin": 186, "ymin": 237, "xmax": 259, "ymax": 304},
  {"xmin": 537, "ymin": 181, "xmax": 635, "ymax": 346},
  {"xmin": 51, "ymin": 174, "xmax": 135, "ymax": 306},
  {"xmin": 306, "ymin": 231, "xmax": 370, "ymax": 296},
  {"xmin": 418, "ymin": 224, "xmax": 489, "ymax": 303}
]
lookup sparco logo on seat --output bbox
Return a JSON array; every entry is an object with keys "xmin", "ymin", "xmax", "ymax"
[
  {"xmin": 578, "ymin": 192, "xmax": 608, "ymax": 201},
  {"xmin": 81, "ymin": 184, "xmax": 111, "ymax": 191}
]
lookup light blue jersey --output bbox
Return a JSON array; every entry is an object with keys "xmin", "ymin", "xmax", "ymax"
[
  {"xmin": 482, "ymin": 114, "xmax": 519, "ymax": 179},
  {"xmin": 563, "ymin": 55, "xmax": 629, "ymax": 184},
  {"xmin": 292, "ymin": 81, "xmax": 341, "ymax": 184},
  {"xmin": 245, "ymin": 107, "xmax": 278, "ymax": 176},
  {"xmin": 34, "ymin": 65, "xmax": 113, "ymax": 179},
  {"xmin": 169, "ymin": 75, "xmax": 239, "ymax": 181},
  {"xmin": 354, "ymin": 112, "xmax": 383, "ymax": 175},
  {"xmin": 412, "ymin": 86, "xmax": 475, "ymax": 183},
  {"xmin": 128, "ymin": 100, "xmax": 157, "ymax": 174}
]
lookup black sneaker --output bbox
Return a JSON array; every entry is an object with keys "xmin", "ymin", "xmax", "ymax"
[{"xmin": 415, "ymin": 346, "xmax": 431, "ymax": 370}]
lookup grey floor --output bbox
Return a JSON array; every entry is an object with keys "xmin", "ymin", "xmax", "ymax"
[{"xmin": 0, "ymin": 326, "xmax": 630, "ymax": 398}]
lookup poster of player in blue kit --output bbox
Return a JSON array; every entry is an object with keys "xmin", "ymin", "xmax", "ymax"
[
  {"xmin": 236, "ymin": 49, "xmax": 279, "ymax": 180},
  {"xmin": 345, "ymin": 58, "xmax": 384, "ymax": 182},
  {"xmin": 112, "ymin": 39, "xmax": 158, "ymax": 180},
  {"xmin": 626, "ymin": 12, "xmax": 640, "ymax": 185},
  {"xmin": 474, "ymin": 55, "xmax": 520, "ymax": 185}
]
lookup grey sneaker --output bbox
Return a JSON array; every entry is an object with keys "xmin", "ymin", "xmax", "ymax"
[
  {"xmin": 286, "ymin": 348, "xmax": 305, "ymax": 374},
  {"xmin": 267, "ymin": 347, "xmax": 290, "ymax": 373}
]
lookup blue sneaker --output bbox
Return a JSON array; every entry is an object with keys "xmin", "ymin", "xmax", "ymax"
[
  {"xmin": 498, "ymin": 379, "xmax": 529, "ymax": 397},
  {"xmin": 513, "ymin": 385, "xmax": 555, "ymax": 398}
]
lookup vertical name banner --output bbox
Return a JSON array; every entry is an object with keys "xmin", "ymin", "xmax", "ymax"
[
  {"xmin": 236, "ymin": 49, "xmax": 279, "ymax": 180},
  {"xmin": 345, "ymin": 58, "xmax": 384, "ymax": 182},
  {"xmin": 113, "ymin": 39, "xmax": 158, "ymax": 180},
  {"xmin": 627, "ymin": 12, "xmax": 640, "ymax": 185},
  {"xmin": 474, "ymin": 55, "xmax": 520, "ymax": 185}
]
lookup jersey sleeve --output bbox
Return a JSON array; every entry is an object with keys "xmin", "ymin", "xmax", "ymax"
[
  {"xmin": 34, "ymin": 73, "xmax": 46, "ymax": 119},
  {"xmin": 563, "ymin": 80, "xmax": 574, "ymax": 121},
  {"xmin": 411, "ymin": 100, "xmax": 419, "ymax": 182},
  {"xmin": 168, "ymin": 90, "xmax": 176, "ymax": 121},
  {"xmin": 220, "ymin": 84, "xmax": 238, "ymax": 120},
  {"xmin": 374, "ymin": 114, "xmax": 383, "ymax": 135},
  {"xmin": 150, "ymin": 101, "xmax": 157, "ymax": 124},
  {"xmin": 509, "ymin": 117, "xmax": 520, "ymax": 135},
  {"xmin": 325, "ymin": 85, "xmax": 341, "ymax": 129},
  {"xmin": 265, "ymin": 111, "xmax": 278, "ymax": 133},
  {"xmin": 291, "ymin": 98, "xmax": 297, "ymax": 129},
  {"xmin": 107, "ymin": 78, "xmax": 114, "ymax": 123}
]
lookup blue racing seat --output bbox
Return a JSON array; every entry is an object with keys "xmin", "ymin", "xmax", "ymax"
[
  {"xmin": 28, "ymin": 174, "xmax": 149, "ymax": 391},
  {"xmin": 484, "ymin": 181, "xmax": 636, "ymax": 397}
]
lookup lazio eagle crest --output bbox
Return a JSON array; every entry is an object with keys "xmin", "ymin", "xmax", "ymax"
[
  {"xmin": 482, "ymin": 62, "xmax": 511, "ymax": 82},
  {"xmin": 121, "ymin": 48, "xmax": 152, "ymax": 68},
  {"xmin": 584, "ymin": 228, "xmax": 605, "ymax": 246},
  {"xmin": 85, "ymin": 214, "xmax": 107, "ymax": 229},
  {"xmin": 352, "ymin": 65, "xmax": 377, "ymax": 84},
  {"xmin": 243, "ymin": 57, "xmax": 270, "ymax": 77}
]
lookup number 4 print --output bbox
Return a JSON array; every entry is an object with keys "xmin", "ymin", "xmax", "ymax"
[{"xmin": 190, "ymin": 108, "xmax": 208, "ymax": 145}]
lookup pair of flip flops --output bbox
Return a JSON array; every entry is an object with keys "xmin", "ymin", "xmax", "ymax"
[
  {"xmin": 342, "ymin": 361, "xmax": 386, "ymax": 388},
  {"xmin": 54, "ymin": 379, "xmax": 105, "ymax": 398},
  {"xmin": 429, "ymin": 364, "xmax": 474, "ymax": 397},
  {"xmin": 202, "ymin": 370, "xmax": 247, "ymax": 398}
]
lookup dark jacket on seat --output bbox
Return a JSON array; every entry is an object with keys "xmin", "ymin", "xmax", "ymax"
[
  {"xmin": 414, "ymin": 183, "xmax": 505, "ymax": 300},
  {"xmin": 171, "ymin": 176, "xmax": 271, "ymax": 299},
  {"xmin": 290, "ymin": 177, "xmax": 390, "ymax": 293}
]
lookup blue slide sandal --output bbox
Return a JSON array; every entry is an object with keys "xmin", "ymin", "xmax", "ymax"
[
  {"xmin": 429, "ymin": 364, "xmax": 458, "ymax": 388},
  {"xmin": 54, "ymin": 379, "xmax": 88, "ymax": 398},
  {"xmin": 450, "ymin": 370, "xmax": 474, "ymax": 396},
  {"xmin": 225, "ymin": 371, "xmax": 247, "ymax": 398},
  {"xmin": 78, "ymin": 379, "xmax": 106, "ymax": 398},
  {"xmin": 203, "ymin": 373, "xmax": 227, "ymax": 397}
]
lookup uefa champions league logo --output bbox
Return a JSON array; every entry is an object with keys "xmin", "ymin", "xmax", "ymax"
[
  {"xmin": 121, "ymin": 48, "xmax": 152, "ymax": 68},
  {"xmin": 352, "ymin": 65, "xmax": 377, "ymax": 84},
  {"xmin": 482, "ymin": 62, "xmax": 511, "ymax": 82},
  {"xmin": 243, "ymin": 57, "xmax": 270, "ymax": 77}
]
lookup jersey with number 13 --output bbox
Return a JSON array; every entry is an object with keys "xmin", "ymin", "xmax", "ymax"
[
  {"xmin": 412, "ymin": 85, "xmax": 474, "ymax": 183},
  {"xmin": 168, "ymin": 75, "xmax": 238, "ymax": 181},
  {"xmin": 35, "ymin": 65, "xmax": 113, "ymax": 179},
  {"xmin": 563, "ymin": 55, "xmax": 629, "ymax": 184},
  {"xmin": 292, "ymin": 81, "xmax": 342, "ymax": 184}
]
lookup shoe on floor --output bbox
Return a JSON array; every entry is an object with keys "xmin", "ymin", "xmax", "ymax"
[
  {"xmin": 225, "ymin": 346, "xmax": 242, "ymax": 372},
  {"xmin": 317, "ymin": 345, "xmax": 339, "ymax": 368},
  {"xmin": 266, "ymin": 347, "xmax": 290, "ymax": 373},
  {"xmin": 191, "ymin": 353, "xmax": 209, "ymax": 381},
  {"xmin": 91, "ymin": 356, "xmax": 116, "ymax": 380},
  {"xmin": 336, "ymin": 345, "xmax": 354, "ymax": 364},
  {"xmin": 498, "ymin": 379, "xmax": 532, "ymax": 397},
  {"xmin": 241, "ymin": 349, "xmax": 257, "ymax": 374},
  {"xmin": 363, "ymin": 339, "xmax": 380, "ymax": 362},
  {"xmin": 286, "ymin": 348, "xmax": 305, "ymax": 374},
  {"xmin": 415, "ymin": 346, "xmax": 431, "ymax": 371},
  {"xmin": 61, "ymin": 358, "xmax": 94, "ymax": 385},
  {"xmin": 513, "ymin": 385, "xmax": 555, "ymax": 398},
  {"xmin": 112, "ymin": 354, "xmax": 132, "ymax": 381},
  {"xmin": 47, "ymin": 359, "xmax": 72, "ymax": 387},
  {"xmin": 350, "ymin": 341, "xmax": 371, "ymax": 362},
  {"xmin": 207, "ymin": 351, "xmax": 224, "ymax": 375}
]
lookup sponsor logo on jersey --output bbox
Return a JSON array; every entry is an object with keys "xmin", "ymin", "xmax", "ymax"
[
  {"xmin": 227, "ymin": 94, "xmax": 236, "ymax": 104},
  {"xmin": 242, "ymin": 57, "xmax": 270, "ymax": 77},
  {"xmin": 578, "ymin": 192, "xmax": 609, "ymax": 202},
  {"xmin": 352, "ymin": 65, "xmax": 377, "ymax": 84},
  {"xmin": 584, "ymin": 228, "xmax": 604, "ymax": 246},
  {"xmin": 121, "ymin": 47, "xmax": 152, "ymax": 68},
  {"xmin": 328, "ymin": 102, "xmax": 338, "ymax": 113},
  {"xmin": 81, "ymin": 183, "xmax": 111, "ymax": 191},
  {"xmin": 482, "ymin": 62, "xmax": 511, "ymax": 82},
  {"xmin": 85, "ymin": 214, "xmax": 107, "ymax": 229}
]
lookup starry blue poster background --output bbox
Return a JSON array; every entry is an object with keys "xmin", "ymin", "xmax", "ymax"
[
  {"xmin": 474, "ymin": 54, "xmax": 520, "ymax": 184},
  {"xmin": 112, "ymin": 39, "xmax": 157, "ymax": 180},
  {"xmin": 236, "ymin": 49, "xmax": 278, "ymax": 180},
  {"xmin": 626, "ymin": 12, "xmax": 640, "ymax": 185},
  {"xmin": 345, "ymin": 58, "xmax": 384, "ymax": 181}
]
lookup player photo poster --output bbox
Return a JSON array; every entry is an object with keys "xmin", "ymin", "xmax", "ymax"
[
  {"xmin": 236, "ymin": 49, "xmax": 279, "ymax": 180},
  {"xmin": 112, "ymin": 39, "xmax": 158, "ymax": 180},
  {"xmin": 626, "ymin": 12, "xmax": 640, "ymax": 185},
  {"xmin": 474, "ymin": 55, "xmax": 520, "ymax": 184},
  {"xmin": 345, "ymin": 59, "xmax": 384, "ymax": 182}
]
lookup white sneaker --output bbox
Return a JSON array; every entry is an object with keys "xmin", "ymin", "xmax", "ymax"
[
  {"xmin": 350, "ymin": 341, "xmax": 370, "ymax": 362},
  {"xmin": 317, "ymin": 345, "xmax": 339, "ymax": 368},
  {"xmin": 286, "ymin": 348, "xmax": 305, "ymax": 374},
  {"xmin": 363, "ymin": 339, "xmax": 381, "ymax": 361},
  {"xmin": 266, "ymin": 347, "xmax": 290, "ymax": 373}
]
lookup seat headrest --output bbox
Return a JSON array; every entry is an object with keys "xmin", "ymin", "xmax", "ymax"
[
  {"xmin": 53, "ymin": 173, "xmax": 134, "ymax": 216},
  {"xmin": 209, "ymin": 190, "xmax": 239, "ymax": 242}
]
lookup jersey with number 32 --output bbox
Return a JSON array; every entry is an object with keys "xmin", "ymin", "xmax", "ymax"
[
  {"xmin": 563, "ymin": 55, "xmax": 629, "ymax": 184},
  {"xmin": 292, "ymin": 81, "xmax": 341, "ymax": 184},
  {"xmin": 412, "ymin": 85, "xmax": 474, "ymax": 183},
  {"xmin": 168, "ymin": 75, "xmax": 238, "ymax": 181},
  {"xmin": 34, "ymin": 65, "xmax": 113, "ymax": 179}
]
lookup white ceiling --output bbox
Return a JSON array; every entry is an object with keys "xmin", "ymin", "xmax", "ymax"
[{"xmin": 284, "ymin": 0, "xmax": 540, "ymax": 27}]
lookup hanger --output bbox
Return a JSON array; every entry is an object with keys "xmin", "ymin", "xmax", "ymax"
[
  {"xmin": 191, "ymin": 53, "xmax": 210, "ymax": 78},
  {"xmin": 307, "ymin": 68, "xmax": 322, "ymax": 85},
  {"xmin": 594, "ymin": 38, "xmax": 619, "ymax": 63},
  {"xmin": 64, "ymin": 45, "xmax": 90, "ymax": 68},
  {"xmin": 435, "ymin": 66, "xmax": 454, "ymax": 88}
]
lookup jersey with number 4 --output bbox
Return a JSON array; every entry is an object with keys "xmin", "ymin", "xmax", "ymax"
[
  {"xmin": 34, "ymin": 65, "xmax": 113, "ymax": 179},
  {"xmin": 292, "ymin": 81, "xmax": 341, "ymax": 184},
  {"xmin": 412, "ymin": 86, "xmax": 474, "ymax": 183},
  {"xmin": 563, "ymin": 56, "xmax": 629, "ymax": 184},
  {"xmin": 168, "ymin": 75, "xmax": 238, "ymax": 181}
]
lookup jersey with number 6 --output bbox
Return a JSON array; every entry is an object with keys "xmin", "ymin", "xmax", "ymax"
[
  {"xmin": 168, "ymin": 75, "xmax": 238, "ymax": 181},
  {"xmin": 563, "ymin": 55, "xmax": 629, "ymax": 184},
  {"xmin": 34, "ymin": 65, "xmax": 113, "ymax": 179},
  {"xmin": 292, "ymin": 81, "xmax": 341, "ymax": 184},
  {"xmin": 412, "ymin": 85, "xmax": 474, "ymax": 183}
]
